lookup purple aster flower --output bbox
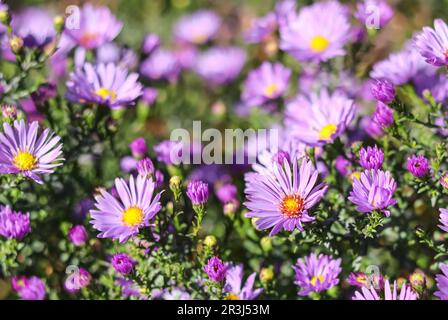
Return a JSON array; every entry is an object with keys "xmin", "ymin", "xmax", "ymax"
[
  {"xmin": 187, "ymin": 180, "xmax": 209, "ymax": 206},
  {"xmin": 335, "ymin": 155, "xmax": 351, "ymax": 177},
  {"xmin": 353, "ymin": 279, "xmax": 417, "ymax": 300},
  {"xmin": 174, "ymin": 44, "xmax": 198, "ymax": 70},
  {"xmin": 116, "ymin": 278, "xmax": 146, "ymax": 299},
  {"xmin": 414, "ymin": 19, "xmax": 448, "ymax": 67},
  {"xmin": 137, "ymin": 157, "xmax": 154, "ymax": 179},
  {"xmin": 285, "ymin": 89, "xmax": 355, "ymax": 146},
  {"xmin": 193, "ymin": 47, "xmax": 246, "ymax": 85},
  {"xmin": 155, "ymin": 170, "xmax": 164, "ymax": 188},
  {"xmin": 355, "ymin": 0, "xmax": 394, "ymax": 29},
  {"xmin": 244, "ymin": 13, "xmax": 277, "ymax": 44},
  {"xmin": 64, "ymin": 267, "xmax": 91, "ymax": 294},
  {"xmin": 215, "ymin": 183, "xmax": 238, "ymax": 204},
  {"xmin": 203, "ymin": 256, "xmax": 227, "ymax": 282},
  {"xmin": 32, "ymin": 83, "xmax": 57, "ymax": 105},
  {"xmin": 0, "ymin": 205, "xmax": 30, "ymax": 240},
  {"xmin": 346, "ymin": 272, "xmax": 369, "ymax": 288},
  {"xmin": 66, "ymin": 63, "xmax": 143, "ymax": 109},
  {"xmin": 371, "ymin": 78, "xmax": 395, "ymax": 103},
  {"xmin": 90, "ymin": 175, "xmax": 162, "ymax": 243},
  {"xmin": 120, "ymin": 156, "xmax": 137, "ymax": 173},
  {"xmin": 275, "ymin": 0, "xmax": 297, "ymax": 27},
  {"xmin": 406, "ymin": 155, "xmax": 430, "ymax": 178},
  {"xmin": 173, "ymin": 10, "xmax": 221, "ymax": 45},
  {"xmin": 64, "ymin": 4, "xmax": 123, "ymax": 49},
  {"xmin": 96, "ymin": 43, "xmax": 138, "ymax": 70},
  {"xmin": 280, "ymin": 1, "xmax": 351, "ymax": 62},
  {"xmin": 142, "ymin": 87, "xmax": 158, "ymax": 106},
  {"xmin": 0, "ymin": 120, "xmax": 64, "ymax": 184},
  {"xmin": 435, "ymin": 263, "xmax": 448, "ymax": 300},
  {"xmin": 111, "ymin": 253, "xmax": 136, "ymax": 275},
  {"xmin": 244, "ymin": 157, "xmax": 328, "ymax": 236},
  {"xmin": 129, "ymin": 137, "xmax": 147, "ymax": 159},
  {"xmin": 11, "ymin": 8, "xmax": 55, "ymax": 48},
  {"xmin": 373, "ymin": 101, "xmax": 394, "ymax": 128},
  {"xmin": 293, "ymin": 253, "xmax": 342, "ymax": 296},
  {"xmin": 359, "ymin": 145, "xmax": 384, "ymax": 170},
  {"xmin": 370, "ymin": 45, "xmax": 436, "ymax": 85},
  {"xmin": 68, "ymin": 225, "xmax": 88, "ymax": 246},
  {"xmin": 242, "ymin": 62, "xmax": 291, "ymax": 107},
  {"xmin": 154, "ymin": 140, "xmax": 183, "ymax": 165},
  {"xmin": 349, "ymin": 169, "xmax": 397, "ymax": 217},
  {"xmin": 224, "ymin": 264, "xmax": 263, "ymax": 300},
  {"xmin": 142, "ymin": 33, "xmax": 160, "ymax": 55},
  {"xmin": 140, "ymin": 49, "xmax": 180, "ymax": 82},
  {"xmin": 439, "ymin": 208, "xmax": 448, "ymax": 233},
  {"xmin": 12, "ymin": 276, "xmax": 46, "ymax": 300}
]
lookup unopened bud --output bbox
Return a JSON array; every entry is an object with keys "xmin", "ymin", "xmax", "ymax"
[
  {"xmin": 169, "ymin": 176, "xmax": 182, "ymax": 192},
  {"xmin": 204, "ymin": 235, "xmax": 217, "ymax": 248},
  {"xmin": 260, "ymin": 236, "xmax": 272, "ymax": 252},
  {"xmin": 260, "ymin": 267, "xmax": 274, "ymax": 283},
  {"xmin": 53, "ymin": 16, "xmax": 65, "ymax": 33},
  {"xmin": 10, "ymin": 36, "xmax": 24, "ymax": 53},
  {"xmin": 410, "ymin": 269, "xmax": 426, "ymax": 291}
]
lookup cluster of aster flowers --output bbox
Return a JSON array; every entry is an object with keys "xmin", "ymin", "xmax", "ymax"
[{"xmin": 0, "ymin": 0, "xmax": 448, "ymax": 302}]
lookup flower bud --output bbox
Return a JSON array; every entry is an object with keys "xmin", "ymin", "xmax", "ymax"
[
  {"xmin": 10, "ymin": 36, "xmax": 24, "ymax": 54},
  {"xmin": 260, "ymin": 267, "xmax": 274, "ymax": 283},
  {"xmin": 204, "ymin": 235, "xmax": 217, "ymax": 248},
  {"xmin": 260, "ymin": 236, "xmax": 272, "ymax": 252},
  {"xmin": 53, "ymin": 15, "xmax": 65, "ymax": 33}
]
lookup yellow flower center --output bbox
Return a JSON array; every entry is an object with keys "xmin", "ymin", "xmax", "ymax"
[
  {"xmin": 356, "ymin": 275, "xmax": 367, "ymax": 284},
  {"xmin": 122, "ymin": 207, "xmax": 144, "ymax": 227},
  {"xmin": 310, "ymin": 36, "xmax": 330, "ymax": 53},
  {"xmin": 280, "ymin": 194, "xmax": 305, "ymax": 218},
  {"xmin": 319, "ymin": 124, "xmax": 337, "ymax": 141},
  {"xmin": 225, "ymin": 293, "xmax": 240, "ymax": 300},
  {"xmin": 310, "ymin": 275, "xmax": 325, "ymax": 287},
  {"xmin": 192, "ymin": 34, "xmax": 208, "ymax": 44},
  {"xmin": 95, "ymin": 88, "xmax": 117, "ymax": 102},
  {"xmin": 350, "ymin": 172, "xmax": 362, "ymax": 182},
  {"xmin": 264, "ymin": 84, "xmax": 279, "ymax": 98},
  {"xmin": 13, "ymin": 151, "xmax": 37, "ymax": 171}
]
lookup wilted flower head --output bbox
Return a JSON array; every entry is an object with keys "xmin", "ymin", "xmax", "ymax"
[
  {"xmin": 244, "ymin": 157, "xmax": 328, "ymax": 236},
  {"xmin": 414, "ymin": 19, "xmax": 448, "ymax": 67},
  {"xmin": 68, "ymin": 225, "xmax": 88, "ymax": 246},
  {"xmin": 224, "ymin": 264, "xmax": 263, "ymax": 300},
  {"xmin": 12, "ymin": 276, "xmax": 46, "ymax": 300},
  {"xmin": 285, "ymin": 89, "xmax": 355, "ymax": 146},
  {"xmin": 352, "ymin": 279, "xmax": 417, "ymax": 300},
  {"xmin": 293, "ymin": 253, "xmax": 342, "ymax": 296},
  {"xmin": 129, "ymin": 137, "xmax": 147, "ymax": 159},
  {"xmin": 439, "ymin": 208, "xmax": 448, "ymax": 233},
  {"xmin": 0, "ymin": 205, "xmax": 30, "ymax": 240},
  {"xmin": 194, "ymin": 47, "xmax": 246, "ymax": 85},
  {"xmin": 64, "ymin": 268, "xmax": 91, "ymax": 294},
  {"xmin": 173, "ymin": 10, "xmax": 221, "ymax": 45},
  {"xmin": 64, "ymin": 4, "xmax": 123, "ymax": 49},
  {"xmin": 187, "ymin": 180, "xmax": 209, "ymax": 206},
  {"xmin": 111, "ymin": 253, "xmax": 136, "ymax": 275},
  {"xmin": 204, "ymin": 256, "xmax": 227, "ymax": 282},
  {"xmin": 349, "ymin": 170, "xmax": 397, "ymax": 216},
  {"xmin": 66, "ymin": 63, "xmax": 143, "ymax": 109},
  {"xmin": 280, "ymin": 1, "xmax": 351, "ymax": 62},
  {"xmin": 373, "ymin": 101, "xmax": 394, "ymax": 128},
  {"xmin": 1, "ymin": 104, "xmax": 17, "ymax": 120},
  {"xmin": 11, "ymin": 8, "xmax": 55, "ymax": 48},
  {"xmin": 140, "ymin": 49, "xmax": 180, "ymax": 82},
  {"xmin": 371, "ymin": 78, "xmax": 395, "ymax": 103},
  {"xmin": 359, "ymin": 145, "xmax": 384, "ymax": 170},
  {"xmin": 435, "ymin": 263, "xmax": 448, "ymax": 300},
  {"xmin": 242, "ymin": 62, "xmax": 291, "ymax": 107},
  {"xmin": 406, "ymin": 155, "xmax": 430, "ymax": 178},
  {"xmin": 0, "ymin": 120, "xmax": 64, "ymax": 184},
  {"xmin": 355, "ymin": 0, "xmax": 394, "ymax": 29},
  {"xmin": 90, "ymin": 175, "xmax": 162, "ymax": 243}
]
